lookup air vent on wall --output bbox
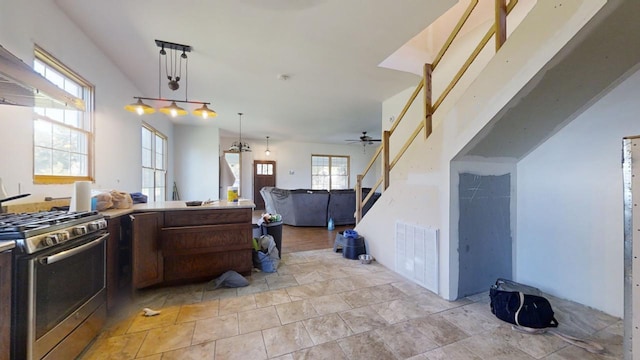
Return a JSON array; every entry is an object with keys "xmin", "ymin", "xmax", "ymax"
[{"xmin": 0, "ymin": 44, "xmax": 84, "ymax": 110}]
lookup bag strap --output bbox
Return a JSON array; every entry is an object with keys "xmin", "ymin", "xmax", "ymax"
[{"xmin": 511, "ymin": 325, "xmax": 605, "ymax": 354}]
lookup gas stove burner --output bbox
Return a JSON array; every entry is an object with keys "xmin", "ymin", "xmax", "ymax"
[{"xmin": 0, "ymin": 210, "xmax": 106, "ymax": 254}]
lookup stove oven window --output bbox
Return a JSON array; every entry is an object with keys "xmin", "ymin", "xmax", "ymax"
[{"xmin": 32, "ymin": 45, "xmax": 94, "ymax": 184}]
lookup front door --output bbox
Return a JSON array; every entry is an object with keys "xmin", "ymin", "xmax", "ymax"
[{"xmin": 253, "ymin": 160, "xmax": 276, "ymax": 210}]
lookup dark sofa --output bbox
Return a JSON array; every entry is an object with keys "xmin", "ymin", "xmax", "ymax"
[{"xmin": 260, "ymin": 187, "xmax": 380, "ymax": 226}]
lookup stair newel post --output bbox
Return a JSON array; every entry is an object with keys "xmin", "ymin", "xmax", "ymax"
[
  {"xmin": 495, "ymin": 0, "xmax": 507, "ymax": 51},
  {"xmin": 383, "ymin": 130, "xmax": 390, "ymax": 190},
  {"xmin": 423, "ymin": 63, "xmax": 433, "ymax": 139},
  {"xmin": 355, "ymin": 174, "xmax": 363, "ymax": 224}
]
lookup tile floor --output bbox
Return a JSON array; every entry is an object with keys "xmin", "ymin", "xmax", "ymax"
[{"xmin": 80, "ymin": 249, "xmax": 623, "ymax": 359}]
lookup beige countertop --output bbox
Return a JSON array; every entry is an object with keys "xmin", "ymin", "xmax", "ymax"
[{"xmin": 101, "ymin": 199, "xmax": 256, "ymax": 219}]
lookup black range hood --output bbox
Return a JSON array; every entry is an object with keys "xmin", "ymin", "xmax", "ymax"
[{"xmin": 0, "ymin": 44, "xmax": 84, "ymax": 110}]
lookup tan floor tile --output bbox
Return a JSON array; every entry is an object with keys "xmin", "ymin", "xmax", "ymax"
[
  {"xmin": 263, "ymin": 321, "xmax": 314, "ymax": 358},
  {"xmin": 160, "ymin": 340, "xmax": 215, "ymax": 359},
  {"xmin": 192, "ymin": 313, "xmax": 239, "ymax": 344},
  {"xmin": 375, "ymin": 321, "xmax": 439, "ymax": 358},
  {"xmin": 218, "ymin": 294, "xmax": 257, "ymax": 315},
  {"xmin": 369, "ymin": 283, "xmax": 408, "ymax": 302},
  {"xmin": 391, "ymin": 281, "xmax": 432, "ymax": 297},
  {"xmin": 127, "ymin": 306, "xmax": 181, "ymax": 333},
  {"xmin": 176, "ymin": 300, "xmax": 219, "ymax": 323},
  {"xmin": 412, "ymin": 292, "xmax": 471, "ymax": 314},
  {"xmin": 292, "ymin": 341, "xmax": 348, "ymax": 360},
  {"xmin": 303, "ymin": 313, "xmax": 353, "ymax": 345},
  {"xmin": 317, "ymin": 278, "xmax": 354, "ymax": 295},
  {"xmin": 136, "ymin": 322, "xmax": 195, "ymax": 357},
  {"xmin": 276, "ymin": 264, "xmax": 303, "ymax": 275},
  {"xmin": 422, "ymin": 342, "xmax": 482, "ymax": 360},
  {"xmin": 86, "ymin": 249, "xmax": 623, "ymax": 360},
  {"xmin": 80, "ymin": 331, "xmax": 146, "ymax": 360},
  {"xmin": 340, "ymin": 288, "xmax": 381, "ymax": 308},
  {"xmin": 267, "ymin": 274, "xmax": 300, "ymax": 290},
  {"xmin": 202, "ymin": 287, "xmax": 238, "ymax": 301},
  {"xmin": 163, "ymin": 288, "xmax": 204, "ymax": 307},
  {"xmin": 373, "ymin": 298, "xmax": 424, "ymax": 324},
  {"xmin": 271, "ymin": 354, "xmax": 295, "ymax": 360},
  {"xmin": 255, "ymin": 289, "xmax": 292, "ymax": 308},
  {"xmin": 238, "ymin": 306, "xmax": 282, "ymax": 334},
  {"xmin": 458, "ymin": 332, "xmax": 536, "ymax": 360},
  {"xmin": 237, "ymin": 278, "xmax": 270, "ymax": 296},
  {"xmin": 490, "ymin": 324, "xmax": 567, "ymax": 358},
  {"xmin": 309, "ymin": 294, "xmax": 351, "ymax": 315},
  {"xmin": 286, "ymin": 283, "xmax": 327, "ymax": 301},
  {"xmin": 136, "ymin": 355, "xmax": 163, "ymax": 360},
  {"xmin": 276, "ymin": 300, "xmax": 319, "ymax": 324},
  {"xmin": 408, "ymin": 314, "xmax": 470, "ymax": 347},
  {"xmin": 337, "ymin": 331, "xmax": 397, "ymax": 359},
  {"xmin": 439, "ymin": 303, "xmax": 502, "ymax": 335},
  {"xmin": 339, "ymin": 306, "xmax": 389, "ymax": 334},
  {"xmin": 293, "ymin": 270, "xmax": 329, "ymax": 284},
  {"xmin": 215, "ymin": 331, "xmax": 267, "ymax": 360}
]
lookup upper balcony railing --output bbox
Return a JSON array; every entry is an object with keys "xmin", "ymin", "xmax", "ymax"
[{"xmin": 356, "ymin": 0, "xmax": 519, "ymax": 223}]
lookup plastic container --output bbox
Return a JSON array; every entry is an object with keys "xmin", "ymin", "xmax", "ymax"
[
  {"xmin": 327, "ymin": 217, "xmax": 335, "ymax": 230},
  {"xmin": 227, "ymin": 186, "xmax": 238, "ymax": 202}
]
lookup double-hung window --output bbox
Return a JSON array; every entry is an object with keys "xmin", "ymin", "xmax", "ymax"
[
  {"xmin": 33, "ymin": 47, "xmax": 93, "ymax": 183},
  {"xmin": 142, "ymin": 124, "xmax": 167, "ymax": 201},
  {"xmin": 311, "ymin": 155, "xmax": 349, "ymax": 190}
]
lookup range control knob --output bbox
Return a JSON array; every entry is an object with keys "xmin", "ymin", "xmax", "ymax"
[
  {"xmin": 56, "ymin": 230, "xmax": 70, "ymax": 242},
  {"xmin": 88, "ymin": 222, "xmax": 98, "ymax": 231},
  {"xmin": 43, "ymin": 234, "xmax": 59, "ymax": 246},
  {"xmin": 73, "ymin": 225, "xmax": 87, "ymax": 236}
]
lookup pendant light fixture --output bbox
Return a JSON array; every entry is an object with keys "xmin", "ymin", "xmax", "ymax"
[
  {"xmin": 228, "ymin": 113, "xmax": 251, "ymax": 152},
  {"xmin": 124, "ymin": 39, "xmax": 217, "ymax": 119},
  {"xmin": 265, "ymin": 136, "xmax": 271, "ymax": 156}
]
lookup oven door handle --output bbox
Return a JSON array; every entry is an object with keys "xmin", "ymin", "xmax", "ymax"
[{"xmin": 40, "ymin": 233, "xmax": 108, "ymax": 265}]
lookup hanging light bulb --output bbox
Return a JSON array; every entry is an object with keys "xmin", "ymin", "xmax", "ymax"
[
  {"xmin": 265, "ymin": 136, "xmax": 271, "ymax": 156},
  {"xmin": 124, "ymin": 98, "xmax": 155, "ymax": 115},
  {"xmin": 192, "ymin": 104, "xmax": 217, "ymax": 119},
  {"xmin": 159, "ymin": 101, "xmax": 187, "ymax": 117}
]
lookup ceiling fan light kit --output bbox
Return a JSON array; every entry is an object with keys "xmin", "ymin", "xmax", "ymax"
[
  {"xmin": 345, "ymin": 131, "xmax": 382, "ymax": 146},
  {"xmin": 124, "ymin": 39, "xmax": 217, "ymax": 119}
]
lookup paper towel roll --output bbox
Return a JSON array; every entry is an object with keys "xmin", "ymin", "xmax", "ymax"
[{"xmin": 70, "ymin": 181, "xmax": 92, "ymax": 212}]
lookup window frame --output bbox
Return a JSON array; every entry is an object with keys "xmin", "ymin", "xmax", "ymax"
[
  {"xmin": 32, "ymin": 46, "xmax": 94, "ymax": 184},
  {"xmin": 141, "ymin": 123, "xmax": 168, "ymax": 202},
  {"xmin": 311, "ymin": 154, "xmax": 350, "ymax": 190}
]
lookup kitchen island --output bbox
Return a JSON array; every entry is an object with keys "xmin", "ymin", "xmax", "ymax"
[{"xmin": 102, "ymin": 200, "xmax": 255, "ymax": 307}]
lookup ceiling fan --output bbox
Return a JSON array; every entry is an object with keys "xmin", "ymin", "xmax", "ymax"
[{"xmin": 345, "ymin": 131, "xmax": 382, "ymax": 145}]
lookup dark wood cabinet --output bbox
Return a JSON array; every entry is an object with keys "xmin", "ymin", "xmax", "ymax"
[
  {"xmin": 0, "ymin": 250, "xmax": 11, "ymax": 360},
  {"xmin": 161, "ymin": 208, "xmax": 252, "ymax": 283},
  {"xmin": 131, "ymin": 212, "xmax": 164, "ymax": 289},
  {"xmin": 109, "ymin": 206, "xmax": 253, "ymax": 290}
]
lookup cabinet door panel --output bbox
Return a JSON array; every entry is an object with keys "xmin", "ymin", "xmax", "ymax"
[
  {"xmin": 161, "ymin": 224, "xmax": 251, "ymax": 255},
  {"xmin": 131, "ymin": 212, "xmax": 164, "ymax": 289}
]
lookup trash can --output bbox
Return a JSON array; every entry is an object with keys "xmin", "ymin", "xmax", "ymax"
[{"xmin": 260, "ymin": 221, "xmax": 283, "ymax": 258}]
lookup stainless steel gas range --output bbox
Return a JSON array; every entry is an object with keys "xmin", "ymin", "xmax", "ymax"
[{"xmin": 0, "ymin": 210, "xmax": 108, "ymax": 360}]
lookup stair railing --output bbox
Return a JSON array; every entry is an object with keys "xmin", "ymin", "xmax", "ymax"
[{"xmin": 356, "ymin": 0, "xmax": 518, "ymax": 223}]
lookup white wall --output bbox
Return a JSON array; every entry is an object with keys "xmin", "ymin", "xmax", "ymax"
[
  {"xmin": 516, "ymin": 67, "xmax": 640, "ymax": 317},
  {"xmin": 173, "ymin": 125, "xmax": 220, "ymax": 201},
  {"xmin": 0, "ymin": 0, "xmax": 174, "ymax": 202},
  {"xmin": 362, "ymin": 0, "xmax": 606, "ymax": 302}
]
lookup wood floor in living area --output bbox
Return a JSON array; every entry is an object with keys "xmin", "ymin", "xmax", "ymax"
[{"xmin": 253, "ymin": 211, "xmax": 353, "ymax": 254}]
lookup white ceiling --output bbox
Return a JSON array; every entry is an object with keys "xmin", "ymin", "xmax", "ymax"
[{"xmin": 53, "ymin": 0, "xmax": 457, "ymax": 144}]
